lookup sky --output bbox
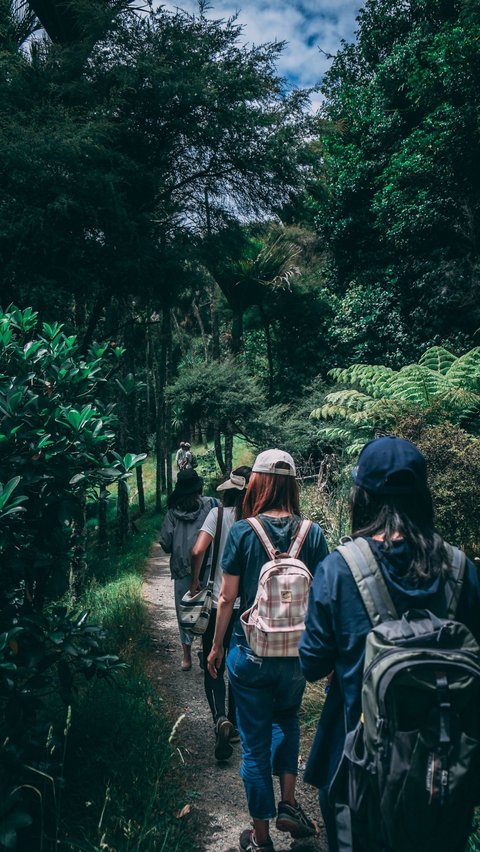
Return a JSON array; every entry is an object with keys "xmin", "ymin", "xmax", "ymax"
[{"xmin": 161, "ymin": 0, "xmax": 362, "ymax": 108}]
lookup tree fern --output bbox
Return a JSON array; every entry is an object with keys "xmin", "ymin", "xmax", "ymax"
[{"xmin": 311, "ymin": 346, "xmax": 480, "ymax": 453}]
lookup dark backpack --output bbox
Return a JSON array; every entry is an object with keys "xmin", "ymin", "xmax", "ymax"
[{"xmin": 330, "ymin": 537, "xmax": 480, "ymax": 852}]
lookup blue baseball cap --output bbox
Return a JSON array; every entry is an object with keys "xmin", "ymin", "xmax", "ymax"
[{"xmin": 352, "ymin": 436, "xmax": 428, "ymax": 495}]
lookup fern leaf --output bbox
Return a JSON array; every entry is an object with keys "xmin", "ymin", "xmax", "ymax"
[
  {"xmin": 445, "ymin": 348, "xmax": 480, "ymax": 391},
  {"xmin": 384, "ymin": 365, "xmax": 447, "ymax": 405},
  {"xmin": 419, "ymin": 346, "xmax": 456, "ymax": 375}
]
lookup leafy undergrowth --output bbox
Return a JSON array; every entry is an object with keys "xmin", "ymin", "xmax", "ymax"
[{"xmin": 55, "ymin": 464, "xmax": 196, "ymax": 851}]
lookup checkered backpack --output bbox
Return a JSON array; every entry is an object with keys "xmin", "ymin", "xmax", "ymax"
[{"xmin": 240, "ymin": 516, "xmax": 313, "ymax": 657}]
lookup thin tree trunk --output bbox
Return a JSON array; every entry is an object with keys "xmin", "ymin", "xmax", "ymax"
[
  {"xmin": 210, "ymin": 280, "xmax": 221, "ymax": 360},
  {"xmin": 214, "ymin": 422, "xmax": 226, "ymax": 475},
  {"xmin": 260, "ymin": 304, "xmax": 275, "ymax": 402},
  {"xmin": 116, "ymin": 479, "xmax": 129, "ymax": 546},
  {"xmin": 172, "ymin": 311, "xmax": 189, "ymax": 364},
  {"xmin": 192, "ymin": 295, "xmax": 209, "ymax": 362},
  {"xmin": 81, "ymin": 292, "xmax": 107, "ymax": 353},
  {"xmin": 164, "ymin": 307, "xmax": 173, "ymax": 496},
  {"xmin": 69, "ymin": 497, "xmax": 87, "ymax": 599},
  {"xmin": 201, "ymin": 419, "xmax": 208, "ymax": 449},
  {"xmin": 98, "ymin": 491, "xmax": 108, "ymax": 545},
  {"xmin": 231, "ymin": 306, "xmax": 244, "ymax": 354},
  {"xmin": 152, "ymin": 325, "xmax": 165, "ymax": 511},
  {"xmin": 224, "ymin": 430, "xmax": 233, "ymax": 476}
]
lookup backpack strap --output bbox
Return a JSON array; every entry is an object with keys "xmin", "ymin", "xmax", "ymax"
[
  {"xmin": 288, "ymin": 518, "xmax": 312, "ymax": 559},
  {"xmin": 205, "ymin": 506, "xmax": 223, "ymax": 588},
  {"xmin": 247, "ymin": 517, "xmax": 277, "ymax": 560},
  {"xmin": 337, "ymin": 537, "xmax": 399, "ymax": 626},
  {"xmin": 443, "ymin": 543, "xmax": 466, "ymax": 619}
]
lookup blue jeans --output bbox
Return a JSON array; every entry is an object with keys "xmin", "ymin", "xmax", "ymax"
[{"xmin": 227, "ymin": 633, "xmax": 306, "ymax": 820}]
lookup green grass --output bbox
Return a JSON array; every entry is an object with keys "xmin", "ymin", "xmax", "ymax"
[{"xmin": 57, "ymin": 457, "xmax": 196, "ymax": 852}]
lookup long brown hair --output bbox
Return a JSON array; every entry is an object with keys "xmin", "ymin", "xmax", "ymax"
[{"xmin": 242, "ymin": 466, "xmax": 300, "ymax": 518}]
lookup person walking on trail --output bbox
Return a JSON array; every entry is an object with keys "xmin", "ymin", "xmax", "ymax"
[
  {"xmin": 159, "ymin": 468, "xmax": 219, "ymax": 671},
  {"xmin": 207, "ymin": 448, "xmax": 329, "ymax": 852},
  {"xmin": 298, "ymin": 436, "xmax": 480, "ymax": 852},
  {"xmin": 190, "ymin": 466, "xmax": 252, "ymax": 762},
  {"xmin": 176, "ymin": 441, "xmax": 187, "ymax": 470},
  {"xmin": 184, "ymin": 442, "xmax": 195, "ymax": 468}
]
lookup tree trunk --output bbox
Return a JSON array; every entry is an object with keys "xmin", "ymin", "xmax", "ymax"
[
  {"xmin": 201, "ymin": 418, "xmax": 208, "ymax": 449},
  {"xmin": 116, "ymin": 479, "xmax": 129, "ymax": 546},
  {"xmin": 192, "ymin": 295, "xmax": 209, "ymax": 362},
  {"xmin": 69, "ymin": 497, "xmax": 88, "ymax": 599},
  {"xmin": 260, "ymin": 304, "xmax": 275, "ymax": 402},
  {"xmin": 230, "ymin": 306, "xmax": 244, "ymax": 354},
  {"xmin": 163, "ymin": 307, "xmax": 173, "ymax": 496},
  {"xmin": 81, "ymin": 292, "xmax": 108, "ymax": 353},
  {"xmin": 152, "ymin": 325, "xmax": 165, "ymax": 511},
  {"xmin": 214, "ymin": 422, "xmax": 226, "ymax": 475},
  {"xmin": 98, "ymin": 490, "xmax": 108, "ymax": 545},
  {"xmin": 224, "ymin": 430, "xmax": 233, "ymax": 476},
  {"xmin": 210, "ymin": 280, "xmax": 221, "ymax": 360},
  {"xmin": 136, "ymin": 465, "xmax": 145, "ymax": 515}
]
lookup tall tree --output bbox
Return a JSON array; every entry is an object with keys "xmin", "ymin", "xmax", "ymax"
[{"xmin": 314, "ymin": 0, "xmax": 480, "ymax": 364}]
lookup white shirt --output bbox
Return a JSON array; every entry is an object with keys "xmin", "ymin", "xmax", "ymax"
[{"xmin": 200, "ymin": 506, "xmax": 240, "ymax": 608}]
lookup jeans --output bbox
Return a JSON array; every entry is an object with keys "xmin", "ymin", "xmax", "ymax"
[
  {"xmin": 201, "ymin": 608, "xmax": 236, "ymax": 725},
  {"xmin": 227, "ymin": 632, "xmax": 306, "ymax": 820}
]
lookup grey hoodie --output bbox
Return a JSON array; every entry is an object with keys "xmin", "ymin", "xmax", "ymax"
[{"xmin": 159, "ymin": 496, "xmax": 218, "ymax": 579}]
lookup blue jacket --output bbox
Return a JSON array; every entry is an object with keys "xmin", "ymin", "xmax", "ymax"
[{"xmin": 298, "ymin": 538, "xmax": 480, "ymax": 790}]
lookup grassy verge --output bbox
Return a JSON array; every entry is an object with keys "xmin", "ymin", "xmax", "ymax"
[{"xmin": 57, "ymin": 459, "xmax": 196, "ymax": 852}]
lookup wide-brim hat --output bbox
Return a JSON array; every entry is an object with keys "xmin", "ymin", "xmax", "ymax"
[
  {"xmin": 216, "ymin": 473, "xmax": 247, "ymax": 492},
  {"xmin": 252, "ymin": 448, "xmax": 296, "ymax": 476},
  {"xmin": 352, "ymin": 436, "xmax": 427, "ymax": 495},
  {"xmin": 173, "ymin": 468, "xmax": 203, "ymax": 496}
]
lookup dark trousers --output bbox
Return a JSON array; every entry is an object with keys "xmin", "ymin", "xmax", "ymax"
[{"xmin": 201, "ymin": 608, "xmax": 236, "ymax": 725}]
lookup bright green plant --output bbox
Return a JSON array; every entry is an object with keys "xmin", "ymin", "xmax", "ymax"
[{"xmin": 311, "ymin": 346, "xmax": 480, "ymax": 454}]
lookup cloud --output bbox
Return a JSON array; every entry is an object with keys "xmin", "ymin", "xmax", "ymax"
[{"xmin": 160, "ymin": 0, "xmax": 361, "ymax": 94}]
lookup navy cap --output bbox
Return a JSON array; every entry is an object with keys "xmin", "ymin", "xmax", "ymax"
[{"xmin": 352, "ymin": 436, "xmax": 428, "ymax": 495}]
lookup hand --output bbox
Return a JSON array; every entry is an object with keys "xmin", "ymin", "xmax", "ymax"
[
  {"xmin": 207, "ymin": 644, "xmax": 224, "ymax": 679},
  {"xmin": 189, "ymin": 581, "xmax": 200, "ymax": 597}
]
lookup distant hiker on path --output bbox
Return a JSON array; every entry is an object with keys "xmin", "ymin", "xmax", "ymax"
[
  {"xmin": 299, "ymin": 436, "xmax": 480, "ymax": 852},
  {"xmin": 207, "ymin": 448, "xmax": 329, "ymax": 852},
  {"xmin": 190, "ymin": 466, "xmax": 252, "ymax": 762},
  {"xmin": 176, "ymin": 441, "xmax": 188, "ymax": 470},
  {"xmin": 159, "ymin": 469, "xmax": 219, "ymax": 671}
]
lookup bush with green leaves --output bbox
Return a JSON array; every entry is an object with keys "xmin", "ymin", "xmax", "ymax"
[{"xmin": 0, "ymin": 306, "xmax": 145, "ymax": 848}]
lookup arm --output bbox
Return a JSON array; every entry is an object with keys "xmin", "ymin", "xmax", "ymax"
[
  {"xmin": 207, "ymin": 572, "xmax": 239, "ymax": 679},
  {"xmin": 159, "ymin": 511, "xmax": 174, "ymax": 554},
  {"xmin": 190, "ymin": 530, "xmax": 213, "ymax": 596},
  {"xmin": 299, "ymin": 562, "xmax": 337, "ymax": 682}
]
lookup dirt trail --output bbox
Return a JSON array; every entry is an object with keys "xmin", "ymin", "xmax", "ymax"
[{"xmin": 142, "ymin": 542, "xmax": 328, "ymax": 852}]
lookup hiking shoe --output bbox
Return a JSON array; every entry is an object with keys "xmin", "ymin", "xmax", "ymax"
[
  {"xmin": 276, "ymin": 800, "xmax": 317, "ymax": 838},
  {"xmin": 239, "ymin": 828, "xmax": 274, "ymax": 852},
  {"xmin": 214, "ymin": 716, "xmax": 234, "ymax": 761},
  {"xmin": 229, "ymin": 726, "xmax": 241, "ymax": 744}
]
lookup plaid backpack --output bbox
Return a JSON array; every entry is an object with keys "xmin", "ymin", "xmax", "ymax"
[
  {"xmin": 240, "ymin": 516, "xmax": 312, "ymax": 657},
  {"xmin": 330, "ymin": 537, "xmax": 480, "ymax": 852}
]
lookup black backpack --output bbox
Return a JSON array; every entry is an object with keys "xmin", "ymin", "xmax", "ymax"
[{"xmin": 330, "ymin": 537, "xmax": 480, "ymax": 852}]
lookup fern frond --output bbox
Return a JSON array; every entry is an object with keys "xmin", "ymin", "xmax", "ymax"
[
  {"xmin": 384, "ymin": 365, "xmax": 447, "ymax": 405},
  {"xmin": 323, "ymin": 389, "xmax": 374, "ymax": 410},
  {"xmin": 445, "ymin": 348, "xmax": 480, "ymax": 391},
  {"xmin": 436, "ymin": 388, "xmax": 480, "ymax": 420},
  {"xmin": 419, "ymin": 346, "xmax": 456, "ymax": 375},
  {"xmin": 329, "ymin": 364, "xmax": 395, "ymax": 397}
]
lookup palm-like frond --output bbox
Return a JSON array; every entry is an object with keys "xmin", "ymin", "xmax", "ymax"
[{"xmin": 311, "ymin": 346, "xmax": 480, "ymax": 454}]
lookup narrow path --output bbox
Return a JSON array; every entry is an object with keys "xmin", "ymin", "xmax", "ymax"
[{"xmin": 143, "ymin": 542, "xmax": 328, "ymax": 852}]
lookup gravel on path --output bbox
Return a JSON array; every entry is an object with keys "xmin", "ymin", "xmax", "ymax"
[{"xmin": 142, "ymin": 541, "xmax": 329, "ymax": 852}]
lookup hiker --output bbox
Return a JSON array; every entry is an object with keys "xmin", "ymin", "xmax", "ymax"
[
  {"xmin": 175, "ymin": 441, "xmax": 187, "ymax": 470},
  {"xmin": 184, "ymin": 441, "xmax": 196, "ymax": 468},
  {"xmin": 207, "ymin": 448, "xmax": 329, "ymax": 852},
  {"xmin": 190, "ymin": 466, "xmax": 252, "ymax": 761},
  {"xmin": 299, "ymin": 436, "xmax": 480, "ymax": 852},
  {"xmin": 159, "ymin": 468, "xmax": 219, "ymax": 671}
]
